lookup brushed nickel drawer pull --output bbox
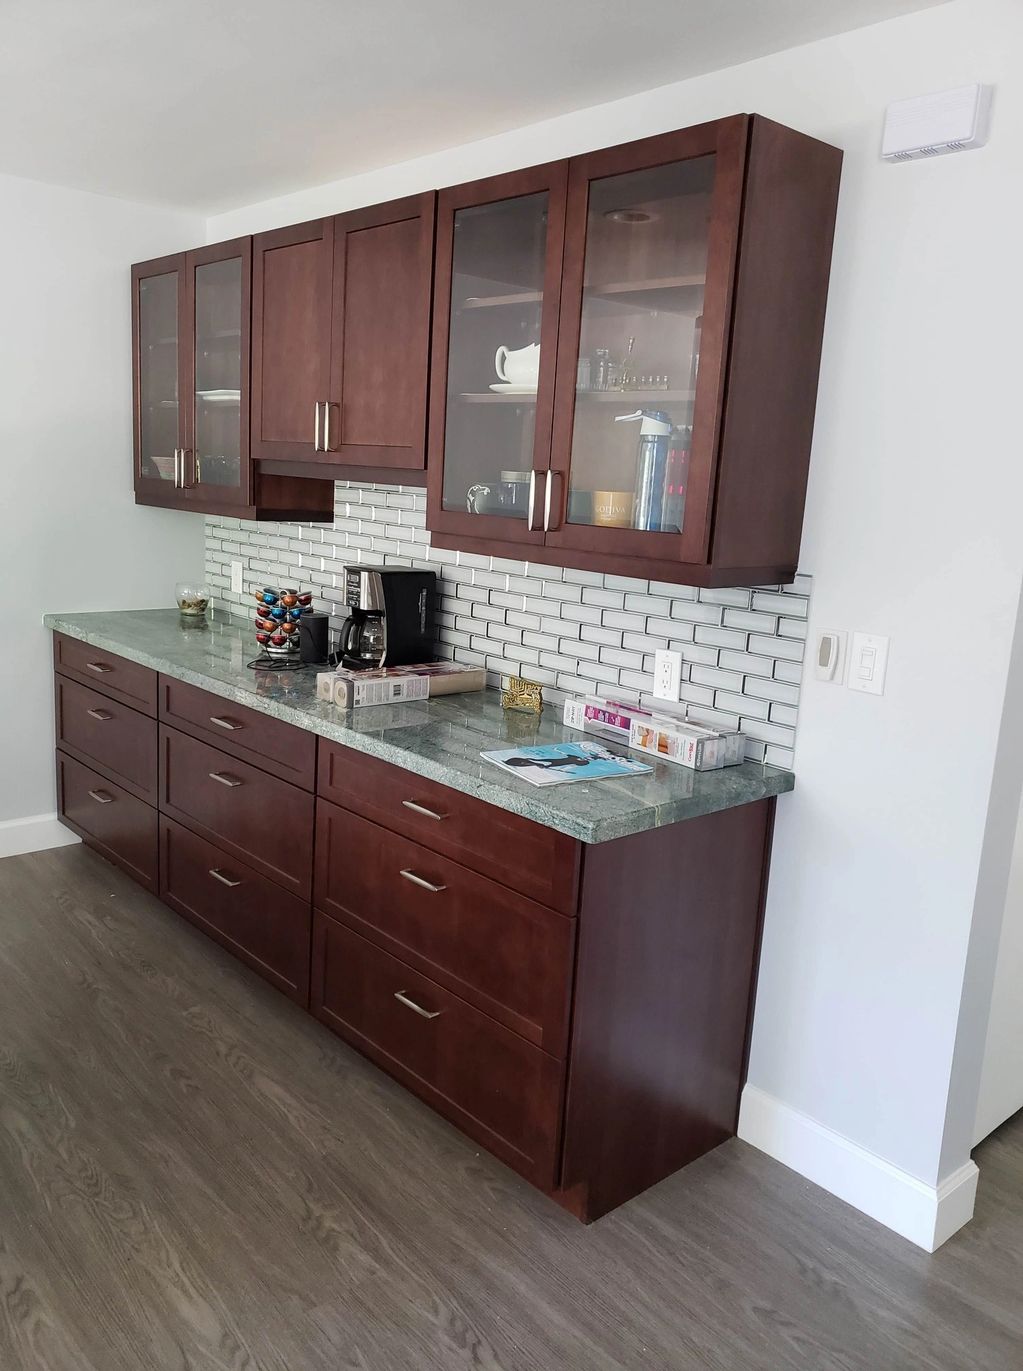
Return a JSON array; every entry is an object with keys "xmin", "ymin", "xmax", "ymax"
[
  {"xmin": 209, "ymin": 715, "xmax": 244, "ymax": 731},
  {"xmin": 401, "ymin": 799, "xmax": 445, "ymax": 821},
  {"xmin": 394, "ymin": 991, "xmax": 441, "ymax": 1020},
  {"xmin": 314, "ymin": 400, "xmax": 323, "ymax": 452},
  {"xmin": 86, "ymin": 707, "xmax": 114, "ymax": 721},
  {"xmin": 208, "ymin": 770, "xmax": 243, "ymax": 788},
  {"xmin": 399, "ymin": 869, "xmax": 447, "ymax": 894},
  {"xmin": 85, "ymin": 661, "xmax": 113, "ymax": 674},
  {"xmin": 87, "ymin": 788, "xmax": 114, "ymax": 804},
  {"xmin": 208, "ymin": 868, "xmax": 242, "ymax": 888}
]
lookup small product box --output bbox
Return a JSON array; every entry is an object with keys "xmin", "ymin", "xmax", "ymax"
[
  {"xmin": 687, "ymin": 714, "xmax": 746, "ymax": 766},
  {"xmin": 562, "ymin": 695, "xmax": 647, "ymax": 738},
  {"xmin": 629, "ymin": 716, "xmax": 725, "ymax": 770}
]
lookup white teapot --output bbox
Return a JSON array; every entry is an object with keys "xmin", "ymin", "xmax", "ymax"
[{"xmin": 495, "ymin": 342, "xmax": 540, "ymax": 386}]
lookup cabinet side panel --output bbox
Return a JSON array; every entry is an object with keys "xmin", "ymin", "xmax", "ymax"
[
  {"xmin": 711, "ymin": 118, "xmax": 842, "ymax": 573},
  {"xmin": 561, "ymin": 799, "xmax": 774, "ymax": 1219}
]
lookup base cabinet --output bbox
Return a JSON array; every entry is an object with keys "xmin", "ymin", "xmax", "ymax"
[
  {"xmin": 52, "ymin": 634, "xmax": 777, "ymax": 1223},
  {"xmin": 57, "ymin": 751, "xmax": 159, "ymax": 894},
  {"xmin": 160, "ymin": 816, "xmax": 312, "ymax": 1005},
  {"xmin": 311, "ymin": 912, "xmax": 564, "ymax": 1187}
]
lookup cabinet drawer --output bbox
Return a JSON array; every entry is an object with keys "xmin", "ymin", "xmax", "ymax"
[
  {"xmin": 53, "ymin": 634, "xmax": 157, "ymax": 716},
  {"xmin": 317, "ymin": 741, "xmax": 579, "ymax": 914},
  {"xmin": 55, "ymin": 676, "xmax": 157, "ymax": 803},
  {"xmin": 57, "ymin": 751, "xmax": 158, "ymax": 893},
  {"xmin": 159, "ymin": 676, "xmax": 316, "ymax": 789},
  {"xmin": 312, "ymin": 914, "xmax": 563, "ymax": 1186},
  {"xmin": 315, "ymin": 801, "xmax": 573, "ymax": 1054},
  {"xmin": 159, "ymin": 726, "xmax": 313, "ymax": 899},
  {"xmin": 160, "ymin": 816, "xmax": 311, "ymax": 1004}
]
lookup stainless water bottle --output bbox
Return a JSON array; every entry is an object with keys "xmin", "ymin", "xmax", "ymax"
[{"xmin": 614, "ymin": 409, "xmax": 673, "ymax": 531}]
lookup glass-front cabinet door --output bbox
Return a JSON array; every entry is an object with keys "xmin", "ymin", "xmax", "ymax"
[
  {"xmin": 133, "ymin": 253, "xmax": 186, "ymax": 500},
  {"xmin": 427, "ymin": 165, "xmax": 568, "ymax": 545},
  {"xmin": 546, "ymin": 118, "xmax": 747, "ymax": 565},
  {"xmin": 184, "ymin": 238, "xmax": 251, "ymax": 507}
]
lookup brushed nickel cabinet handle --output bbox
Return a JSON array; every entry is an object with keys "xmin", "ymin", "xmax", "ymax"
[
  {"xmin": 324, "ymin": 401, "xmax": 339, "ymax": 451},
  {"xmin": 314, "ymin": 401, "xmax": 322, "ymax": 452},
  {"xmin": 401, "ymin": 799, "xmax": 445, "ymax": 821},
  {"xmin": 399, "ymin": 869, "xmax": 447, "ymax": 894},
  {"xmin": 544, "ymin": 470, "xmax": 564, "ymax": 532},
  {"xmin": 527, "ymin": 470, "xmax": 538, "ymax": 531},
  {"xmin": 195, "ymin": 453, "xmax": 202, "ymax": 485},
  {"xmin": 393, "ymin": 991, "xmax": 441, "ymax": 1020},
  {"xmin": 209, "ymin": 715, "xmax": 244, "ymax": 731},
  {"xmin": 208, "ymin": 770, "xmax": 243, "ymax": 788},
  {"xmin": 85, "ymin": 661, "xmax": 113, "ymax": 674},
  {"xmin": 208, "ymin": 868, "xmax": 242, "ymax": 888},
  {"xmin": 87, "ymin": 789, "xmax": 114, "ymax": 805},
  {"xmin": 182, "ymin": 449, "xmax": 193, "ymax": 488},
  {"xmin": 174, "ymin": 448, "xmax": 183, "ymax": 488},
  {"xmin": 86, "ymin": 707, "xmax": 114, "ymax": 721}
]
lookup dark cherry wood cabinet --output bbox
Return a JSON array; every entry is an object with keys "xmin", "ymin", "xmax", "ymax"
[
  {"xmin": 427, "ymin": 115, "xmax": 841, "ymax": 587},
  {"xmin": 312, "ymin": 912, "xmax": 565, "ymax": 1188},
  {"xmin": 251, "ymin": 193, "xmax": 435, "ymax": 479},
  {"xmin": 132, "ymin": 239, "xmax": 333, "ymax": 520},
  {"xmin": 160, "ymin": 816, "xmax": 312, "ymax": 1005},
  {"xmin": 52, "ymin": 633, "xmax": 778, "ymax": 1223},
  {"xmin": 57, "ymin": 751, "xmax": 159, "ymax": 893}
]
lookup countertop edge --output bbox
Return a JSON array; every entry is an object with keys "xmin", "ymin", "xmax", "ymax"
[{"xmin": 45, "ymin": 614, "xmax": 796, "ymax": 843}]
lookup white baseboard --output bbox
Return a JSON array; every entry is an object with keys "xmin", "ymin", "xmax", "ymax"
[
  {"xmin": 0, "ymin": 813, "xmax": 80, "ymax": 860},
  {"xmin": 738, "ymin": 1085, "xmax": 978, "ymax": 1252}
]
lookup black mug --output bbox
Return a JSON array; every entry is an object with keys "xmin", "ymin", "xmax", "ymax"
[{"xmin": 299, "ymin": 611, "xmax": 330, "ymax": 664}]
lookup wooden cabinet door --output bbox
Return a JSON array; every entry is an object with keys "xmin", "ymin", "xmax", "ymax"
[
  {"xmin": 324, "ymin": 193, "xmax": 435, "ymax": 471},
  {"xmin": 426, "ymin": 163, "xmax": 568, "ymax": 546},
  {"xmin": 250, "ymin": 219, "xmax": 333, "ymax": 463},
  {"xmin": 180, "ymin": 237, "xmax": 253, "ymax": 510},
  {"xmin": 543, "ymin": 116, "xmax": 748, "ymax": 568},
  {"xmin": 132, "ymin": 251, "xmax": 188, "ymax": 505}
]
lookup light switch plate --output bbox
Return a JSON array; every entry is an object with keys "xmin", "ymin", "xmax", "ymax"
[
  {"xmin": 848, "ymin": 632, "xmax": 890, "ymax": 696},
  {"xmin": 230, "ymin": 560, "xmax": 244, "ymax": 595}
]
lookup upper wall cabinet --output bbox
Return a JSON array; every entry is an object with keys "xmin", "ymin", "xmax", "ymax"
[
  {"xmin": 132, "ymin": 240, "xmax": 333, "ymax": 520},
  {"xmin": 426, "ymin": 116, "xmax": 842, "ymax": 587},
  {"xmin": 250, "ymin": 193, "xmax": 436, "ymax": 477}
]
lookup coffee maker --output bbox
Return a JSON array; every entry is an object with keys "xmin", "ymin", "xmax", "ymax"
[{"xmin": 339, "ymin": 567, "xmax": 437, "ymax": 670}]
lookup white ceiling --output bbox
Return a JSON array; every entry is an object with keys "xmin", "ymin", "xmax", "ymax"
[{"xmin": 1, "ymin": 0, "xmax": 945, "ymax": 214}]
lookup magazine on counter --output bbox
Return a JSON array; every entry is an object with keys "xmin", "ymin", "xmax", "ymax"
[{"xmin": 480, "ymin": 740, "xmax": 654, "ymax": 788}]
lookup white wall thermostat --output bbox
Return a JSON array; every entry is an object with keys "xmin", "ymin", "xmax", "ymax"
[{"xmin": 882, "ymin": 83, "xmax": 992, "ymax": 162}]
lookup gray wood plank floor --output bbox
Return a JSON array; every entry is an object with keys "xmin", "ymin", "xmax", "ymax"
[{"xmin": 0, "ymin": 844, "xmax": 1020, "ymax": 1370}]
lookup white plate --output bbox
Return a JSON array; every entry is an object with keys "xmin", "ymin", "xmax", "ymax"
[{"xmin": 489, "ymin": 382, "xmax": 538, "ymax": 395}]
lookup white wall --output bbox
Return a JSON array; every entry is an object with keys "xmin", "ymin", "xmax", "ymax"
[
  {"xmin": 208, "ymin": 0, "xmax": 1023, "ymax": 1243},
  {"xmin": 973, "ymin": 798, "xmax": 1023, "ymax": 1144},
  {"xmin": 0, "ymin": 173, "xmax": 204, "ymax": 853}
]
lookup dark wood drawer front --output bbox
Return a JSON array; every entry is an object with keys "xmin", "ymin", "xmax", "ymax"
[
  {"xmin": 160, "ymin": 817, "xmax": 311, "ymax": 1004},
  {"xmin": 315, "ymin": 801, "xmax": 573, "ymax": 1054},
  {"xmin": 312, "ymin": 914, "xmax": 563, "ymax": 1186},
  {"xmin": 159, "ymin": 677, "xmax": 316, "ymax": 790},
  {"xmin": 54, "ymin": 634, "xmax": 157, "ymax": 716},
  {"xmin": 57, "ymin": 751, "xmax": 158, "ymax": 892},
  {"xmin": 317, "ymin": 741, "xmax": 579, "ymax": 914},
  {"xmin": 56, "ymin": 676, "xmax": 157, "ymax": 803},
  {"xmin": 159, "ymin": 726, "xmax": 313, "ymax": 899}
]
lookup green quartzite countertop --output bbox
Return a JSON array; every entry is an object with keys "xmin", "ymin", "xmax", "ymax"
[{"xmin": 44, "ymin": 609, "xmax": 795, "ymax": 844}]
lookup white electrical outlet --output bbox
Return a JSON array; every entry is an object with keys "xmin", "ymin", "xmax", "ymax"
[
  {"xmin": 230, "ymin": 560, "xmax": 244, "ymax": 595},
  {"xmin": 653, "ymin": 649, "xmax": 683, "ymax": 702}
]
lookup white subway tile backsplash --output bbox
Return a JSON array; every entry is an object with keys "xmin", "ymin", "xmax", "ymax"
[{"xmin": 205, "ymin": 479, "xmax": 811, "ymax": 767}]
